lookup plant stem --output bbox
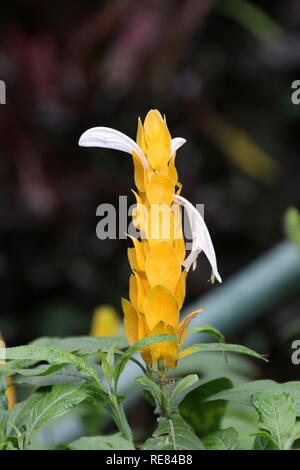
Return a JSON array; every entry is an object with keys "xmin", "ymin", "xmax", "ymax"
[
  {"xmin": 157, "ymin": 359, "xmax": 177, "ymax": 450},
  {"xmin": 109, "ymin": 396, "xmax": 133, "ymax": 442},
  {"xmin": 157, "ymin": 359, "xmax": 169, "ymax": 417}
]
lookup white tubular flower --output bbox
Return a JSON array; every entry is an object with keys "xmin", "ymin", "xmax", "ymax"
[
  {"xmin": 79, "ymin": 127, "xmax": 149, "ymax": 168},
  {"xmin": 171, "ymin": 137, "xmax": 186, "ymax": 155},
  {"xmin": 79, "ymin": 126, "xmax": 186, "ymax": 169},
  {"xmin": 174, "ymin": 194, "xmax": 222, "ymax": 283}
]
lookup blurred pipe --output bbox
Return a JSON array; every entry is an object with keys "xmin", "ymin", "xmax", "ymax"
[
  {"xmin": 119, "ymin": 240, "xmax": 300, "ymax": 403},
  {"xmin": 186, "ymin": 240, "xmax": 300, "ymax": 344}
]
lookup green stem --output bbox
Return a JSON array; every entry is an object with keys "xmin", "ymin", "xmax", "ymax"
[
  {"xmin": 109, "ymin": 396, "xmax": 133, "ymax": 442},
  {"xmin": 157, "ymin": 359, "xmax": 177, "ymax": 450},
  {"xmin": 157, "ymin": 359, "xmax": 169, "ymax": 417}
]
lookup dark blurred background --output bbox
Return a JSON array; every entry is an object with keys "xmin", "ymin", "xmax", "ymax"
[{"xmin": 0, "ymin": 0, "xmax": 300, "ymax": 384}]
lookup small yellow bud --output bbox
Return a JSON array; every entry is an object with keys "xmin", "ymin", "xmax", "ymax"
[{"xmin": 90, "ymin": 306, "xmax": 120, "ymax": 337}]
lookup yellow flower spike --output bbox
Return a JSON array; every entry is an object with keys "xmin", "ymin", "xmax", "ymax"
[
  {"xmin": 79, "ymin": 110, "xmax": 222, "ymax": 370},
  {"xmin": 143, "ymin": 285, "xmax": 179, "ymax": 331},
  {"xmin": 121, "ymin": 298, "xmax": 139, "ymax": 345},
  {"xmin": 91, "ymin": 305, "xmax": 121, "ymax": 337},
  {"xmin": 146, "ymin": 173, "xmax": 175, "ymax": 206},
  {"xmin": 175, "ymin": 270, "xmax": 187, "ymax": 310},
  {"xmin": 148, "ymin": 322, "xmax": 179, "ymax": 369},
  {"xmin": 145, "ymin": 242, "xmax": 181, "ymax": 294}
]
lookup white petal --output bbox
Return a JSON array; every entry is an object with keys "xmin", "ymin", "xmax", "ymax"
[
  {"xmin": 171, "ymin": 137, "xmax": 186, "ymax": 155},
  {"xmin": 174, "ymin": 195, "xmax": 222, "ymax": 283},
  {"xmin": 79, "ymin": 127, "xmax": 148, "ymax": 168}
]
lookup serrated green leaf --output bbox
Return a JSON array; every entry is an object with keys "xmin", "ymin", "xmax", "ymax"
[
  {"xmin": 202, "ymin": 427, "xmax": 238, "ymax": 450},
  {"xmin": 6, "ymin": 393, "xmax": 43, "ymax": 436},
  {"xmin": 24, "ymin": 384, "xmax": 89, "ymax": 447},
  {"xmin": 13, "ymin": 365, "xmax": 87, "ymax": 387},
  {"xmin": 31, "ymin": 336, "xmax": 128, "ymax": 353},
  {"xmin": 252, "ymin": 392, "xmax": 296, "ymax": 450},
  {"xmin": 68, "ymin": 433, "xmax": 134, "ymax": 450},
  {"xmin": 179, "ymin": 377, "xmax": 233, "ymax": 437},
  {"xmin": 142, "ymin": 414, "xmax": 205, "ymax": 450},
  {"xmin": 0, "ymin": 345, "xmax": 106, "ymax": 393},
  {"xmin": 206, "ymin": 380, "xmax": 300, "ymax": 416}
]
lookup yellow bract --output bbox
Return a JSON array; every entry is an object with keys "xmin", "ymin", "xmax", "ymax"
[
  {"xmin": 122, "ymin": 110, "xmax": 203, "ymax": 368},
  {"xmin": 145, "ymin": 242, "xmax": 181, "ymax": 294},
  {"xmin": 146, "ymin": 173, "xmax": 174, "ymax": 206},
  {"xmin": 144, "ymin": 285, "xmax": 179, "ymax": 330},
  {"xmin": 122, "ymin": 298, "xmax": 139, "ymax": 345}
]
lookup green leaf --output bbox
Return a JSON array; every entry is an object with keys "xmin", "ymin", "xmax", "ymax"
[
  {"xmin": 13, "ymin": 365, "xmax": 88, "ymax": 387},
  {"xmin": 252, "ymin": 392, "xmax": 296, "ymax": 450},
  {"xmin": 189, "ymin": 324, "xmax": 225, "ymax": 343},
  {"xmin": 0, "ymin": 408, "xmax": 8, "ymax": 444},
  {"xmin": 24, "ymin": 384, "xmax": 89, "ymax": 447},
  {"xmin": 0, "ymin": 375, "xmax": 8, "ymax": 410},
  {"xmin": 180, "ymin": 343, "xmax": 267, "ymax": 362},
  {"xmin": 31, "ymin": 336, "xmax": 128, "ymax": 354},
  {"xmin": 67, "ymin": 433, "xmax": 135, "ymax": 450},
  {"xmin": 252, "ymin": 431, "xmax": 279, "ymax": 450},
  {"xmin": 202, "ymin": 427, "xmax": 238, "ymax": 450},
  {"xmin": 136, "ymin": 376, "xmax": 162, "ymax": 398},
  {"xmin": 101, "ymin": 353, "xmax": 113, "ymax": 381},
  {"xmin": 142, "ymin": 413, "xmax": 205, "ymax": 450},
  {"xmin": 170, "ymin": 374, "xmax": 199, "ymax": 404},
  {"xmin": 142, "ymin": 389, "xmax": 156, "ymax": 407},
  {"xmin": 179, "ymin": 377, "xmax": 233, "ymax": 437},
  {"xmin": 206, "ymin": 380, "xmax": 300, "ymax": 416},
  {"xmin": 0, "ymin": 345, "xmax": 106, "ymax": 394},
  {"xmin": 114, "ymin": 334, "xmax": 177, "ymax": 386},
  {"xmin": 6, "ymin": 393, "xmax": 43, "ymax": 436},
  {"xmin": 291, "ymin": 421, "xmax": 300, "ymax": 444}
]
